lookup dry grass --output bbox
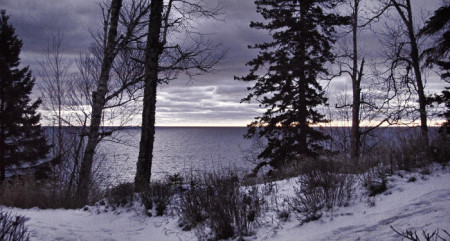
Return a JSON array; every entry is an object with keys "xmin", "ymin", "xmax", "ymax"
[
  {"xmin": 0, "ymin": 173, "xmax": 102, "ymax": 209},
  {"xmin": 0, "ymin": 210, "xmax": 30, "ymax": 241}
]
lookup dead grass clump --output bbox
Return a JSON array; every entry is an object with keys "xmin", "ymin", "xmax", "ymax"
[{"xmin": 0, "ymin": 210, "xmax": 30, "ymax": 241}]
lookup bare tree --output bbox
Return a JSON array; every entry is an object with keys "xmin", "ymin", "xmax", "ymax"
[
  {"xmin": 135, "ymin": 0, "xmax": 224, "ymax": 191},
  {"xmin": 75, "ymin": 0, "xmax": 150, "ymax": 205},
  {"xmin": 38, "ymin": 32, "xmax": 89, "ymax": 205},
  {"xmin": 134, "ymin": 0, "xmax": 163, "ymax": 191},
  {"xmin": 38, "ymin": 32, "xmax": 73, "ymax": 163},
  {"xmin": 75, "ymin": 0, "xmax": 124, "ymax": 205},
  {"xmin": 333, "ymin": 0, "xmax": 397, "ymax": 162},
  {"xmin": 37, "ymin": 0, "xmax": 150, "ymax": 205},
  {"xmin": 381, "ymin": 0, "xmax": 430, "ymax": 145}
]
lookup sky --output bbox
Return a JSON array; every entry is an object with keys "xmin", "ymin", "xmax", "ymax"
[{"xmin": 1, "ymin": 0, "xmax": 445, "ymax": 127}]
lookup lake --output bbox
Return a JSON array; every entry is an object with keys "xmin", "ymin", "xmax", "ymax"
[
  {"xmin": 96, "ymin": 127, "xmax": 254, "ymax": 185},
  {"xmin": 46, "ymin": 126, "xmax": 440, "ymax": 186}
]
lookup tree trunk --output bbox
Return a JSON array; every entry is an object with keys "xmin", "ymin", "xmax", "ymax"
[
  {"xmin": 405, "ymin": 1, "xmax": 428, "ymax": 145},
  {"xmin": 0, "ymin": 95, "xmax": 4, "ymax": 181},
  {"xmin": 134, "ymin": 0, "xmax": 164, "ymax": 192},
  {"xmin": 0, "ymin": 139, "xmax": 4, "ymax": 181},
  {"xmin": 350, "ymin": 0, "xmax": 362, "ymax": 162},
  {"xmin": 392, "ymin": 0, "xmax": 429, "ymax": 145},
  {"xmin": 76, "ymin": 0, "xmax": 122, "ymax": 205}
]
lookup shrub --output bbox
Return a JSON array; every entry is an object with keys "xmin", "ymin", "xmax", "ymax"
[
  {"xmin": 0, "ymin": 167, "xmax": 104, "ymax": 209},
  {"xmin": 167, "ymin": 173, "xmax": 184, "ymax": 185},
  {"xmin": 140, "ymin": 181, "xmax": 173, "ymax": 216},
  {"xmin": 365, "ymin": 178, "xmax": 387, "ymax": 197},
  {"xmin": 106, "ymin": 182, "xmax": 135, "ymax": 208},
  {"xmin": 394, "ymin": 132, "xmax": 431, "ymax": 171},
  {"xmin": 0, "ymin": 174, "xmax": 74, "ymax": 209},
  {"xmin": 0, "ymin": 210, "xmax": 30, "ymax": 241},
  {"xmin": 178, "ymin": 182, "xmax": 208, "ymax": 231},
  {"xmin": 391, "ymin": 225, "xmax": 450, "ymax": 241},
  {"xmin": 290, "ymin": 158, "xmax": 355, "ymax": 224},
  {"xmin": 361, "ymin": 168, "xmax": 388, "ymax": 197},
  {"xmin": 430, "ymin": 132, "xmax": 450, "ymax": 164},
  {"xmin": 407, "ymin": 176, "xmax": 417, "ymax": 183},
  {"xmin": 234, "ymin": 186, "xmax": 263, "ymax": 237},
  {"xmin": 179, "ymin": 172, "xmax": 263, "ymax": 240},
  {"xmin": 277, "ymin": 209, "xmax": 290, "ymax": 222}
]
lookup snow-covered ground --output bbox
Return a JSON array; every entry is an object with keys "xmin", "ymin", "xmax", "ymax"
[{"xmin": 2, "ymin": 164, "xmax": 450, "ymax": 241}]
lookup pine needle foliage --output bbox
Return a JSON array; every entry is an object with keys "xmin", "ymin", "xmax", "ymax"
[
  {"xmin": 237, "ymin": 0, "xmax": 349, "ymax": 168},
  {"xmin": 0, "ymin": 10, "xmax": 50, "ymax": 181}
]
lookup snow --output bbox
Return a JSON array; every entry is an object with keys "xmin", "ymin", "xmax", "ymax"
[
  {"xmin": 2, "ymin": 164, "xmax": 450, "ymax": 241},
  {"xmin": 261, "ymin": 167, "xmax": 450, "ymax": 241},
  {"xmin": 1, "ymin": 207, "xmax": 195, "ymax": 241}
]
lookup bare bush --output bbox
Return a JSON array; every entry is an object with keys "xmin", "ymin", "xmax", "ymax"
[
  {"xmin": 357, "ymin": 129, "xmax": 450, "ymax": 197},
  {"xmin": 0, "ymin": 210, "xmax": 30, "ymax": 241},
  {"xmin": 430, "ymin": 132, "xmax": 450, "ymax": 164},
  {"xmin": 178, "ymin": 172, "xmax": 263, "ymax": 240},
  {"xmin": 178, "ymin": 177, "xmax": 208, "ymax": 230},
  {"xmin": 359, "ymin": 164, "xmax": 389, "ymax": 197},
  {"xmin": 0, "ymin": 174, "xmax": 71, "ymax": 209},
  {"xmin": 106, "ymin": 182, "xmax": 135, "ymax": 208},
  {"xmin": 394, "ymin": 132, "xmax": 431, "ymax": 171},
  {"xmin": 391, "ymin": 226, "xmax": 450, "ymax": 241},
  {"xmin": 140, "ymin": 181, "xmax": 174, "ymax": 217},
  {"xmin": 290, "ymin": 159, "xmax": 355, "ymax": 224}
]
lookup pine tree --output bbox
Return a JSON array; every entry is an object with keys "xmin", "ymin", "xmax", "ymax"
[
  {"xmin": 0, "ymin": 10, "xmax": 50, "ymax": 181},
  {"xmin": 420, "ymin": 3, "xmax": 450, "ymax": 80},
  {"xmin": 420, "ymin": 3, "xmax": 450, "ymax": 133},
  {"xmin": 237, "ymin": 0, "xmax": 349, "ymax": 168}
]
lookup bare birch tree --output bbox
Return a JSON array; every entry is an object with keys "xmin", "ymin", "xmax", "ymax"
[
  {"xmin": 75, "ymin": 0, "xmax": 150, "ymax": 205},
  {"xmin": 38, "ymin": 32, "xmax": 72, "ymax": 163}
]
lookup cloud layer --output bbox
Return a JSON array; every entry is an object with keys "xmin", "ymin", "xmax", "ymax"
[{"xmin": 2, "ymin": 0, "xmax": 444, "ymax": 126}]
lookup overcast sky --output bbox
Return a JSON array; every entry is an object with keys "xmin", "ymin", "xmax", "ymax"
[{"xmin": 1, "ymin": 0, "xmax": 444, "ymax": 126}]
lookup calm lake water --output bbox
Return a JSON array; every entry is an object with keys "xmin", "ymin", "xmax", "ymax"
[
  {"xmin": 46, "ymin": 126, "xmax": 440, "ymax": 186},
  {"xmin": 97, "ymin": 127, "xmax": 254, "ymax": 185}
]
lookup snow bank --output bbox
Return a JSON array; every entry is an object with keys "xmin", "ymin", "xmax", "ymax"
[
  {"xmin": 257, "ymin": 165, "xmax": 450, "ymax": 241},
  {"xmin": 2, "ymin": 164, "xmax": 449, "ymax": 241}
]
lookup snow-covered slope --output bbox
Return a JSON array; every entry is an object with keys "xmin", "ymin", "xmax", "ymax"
[
  {"xmin": 1, "ymin": 207, "xmax": 196, "ymax": 241},
  {"xmin": 258, "ymin": 166, "xmax": 450, "ymax": 241},
  {"xmin": 2, "ymin": 165, "xmax": 450, "ymax": 241}
]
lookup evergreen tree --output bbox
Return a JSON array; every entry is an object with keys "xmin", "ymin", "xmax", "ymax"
[
  {"xmin": 0, "ymin": 10, "xmax": 50, "ymax": 181},
  {"xmin": 237, "ymin": 0, "xmax": 349, "ymax": 168},
  {"xmin": 420, "ymin": 3, "xmax": 450, "ymax": 80},
  {"xmin": 420, "ymin": 3, "xmax": 450, "ymax": 133}
]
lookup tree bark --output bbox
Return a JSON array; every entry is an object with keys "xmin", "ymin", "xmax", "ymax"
[
  {"xmin": 76, "ymin": 0, "xmax": 123, "ymax": 205},
  {"xmin": 350, "ymin": 0, "xmax": 362, "ymax": 162},
  {"xmin": 134, "ymin": 0, "xmax": 164, "ymax": 192},
  {"xmin": 0, "ymin": 90, "xmax": 4, "ymax": 181}
]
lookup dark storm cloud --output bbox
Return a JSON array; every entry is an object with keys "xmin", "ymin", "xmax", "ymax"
[
  {"xmin": 1, "ymin": 0, "xmax": 264, "ymax": 126},
  {"xmin": 2, "ymin": 0, "xmax": 444, "ymax": 126},
  {"xmin": 3, "ymin": 0, "xmax": 98, "ymax": 55}
]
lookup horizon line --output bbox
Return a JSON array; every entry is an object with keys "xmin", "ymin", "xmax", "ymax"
[{"xmin": 41, "ymin": 124, "xmax": 445, "ymax": 128}]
